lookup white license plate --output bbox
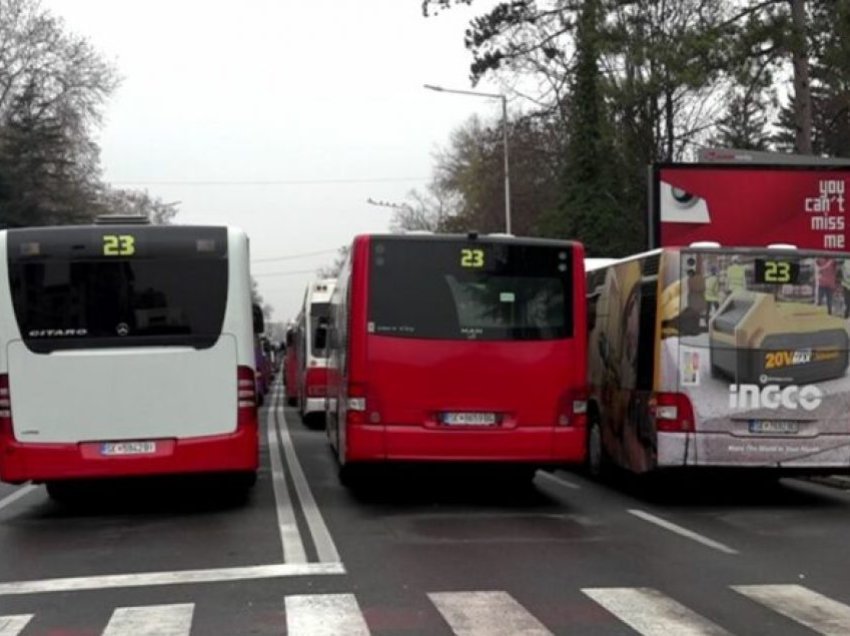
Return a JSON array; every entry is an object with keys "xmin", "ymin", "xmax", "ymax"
[
  {"xmin": 442, "ymin": 412, "xmax": 498, "ymax": 426},
  {"xmin": 748, "ymin": 421, "xmax": 800, "ymax": 435},
  {"xmin": 100, "ymin": 441, "xmax": 157, "ymax": 456}
]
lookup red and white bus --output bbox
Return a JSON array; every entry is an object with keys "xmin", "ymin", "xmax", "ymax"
[
  {"xmin": 295, "ymin": 278, "xmax": 336, "ymax": 424},
  {"xmin": 0, "ymin": 218, "xmax": 260, "ymax": 497},
  {"xmin": 586, "ymin": 244, "xmax": 850, "ymax": 476},
  {"xmin": 324, "ymin": 233, "xmax": 588, "ymax": 482}
]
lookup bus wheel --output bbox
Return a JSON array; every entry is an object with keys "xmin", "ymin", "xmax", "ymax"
[
  {"xmin": 587, "ymin": 420, "xmax": 607, "ymax": 479},
  {"xmin": 338, "ymin": 464, "xmax": 361, "ymax": 487},
  {"xmin": 286, "ymin": 397, "xmax": 297, "ymax": 407}
]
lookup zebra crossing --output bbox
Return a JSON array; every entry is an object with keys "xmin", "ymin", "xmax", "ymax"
[{"xmin": 4, "ymin": 584, "xmax": 850, "ymax": 635}]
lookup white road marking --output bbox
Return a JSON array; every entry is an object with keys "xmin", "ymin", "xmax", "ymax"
[
  {"xmin": 267, "ymin": 400, "xmax": 308, "ymax": 564},
  {"xmin": 278, "ymin": 407, "xmax": 341, "ymax": 563},
  {"xmin": 733, "ymin": 584, "xmax": 850, "ymax": 635},
  {"xmin": 0, "ymin": 485, "xmax": 37, "ymax": 514},
  {"xmin": 0, "ymin": 562, "xmax": 344, "ymax": 596},
  {"xmin": 0, "ymin": 615, "xmax": 32, "ymax": 636},
  {"xmin": 286, "ymin": 593, "xmax": 371, "ymax": 636},
  {"xmin": 429, "ymin": 591, "xmax": 553, "ymax": 636},
  {"xmin": 102, "ymin": 603, "xmax": 194, "ymax": 636},
  {"xmin": 536, "ymin": 471, "xmax": 581, "ymax": 490},
  {"xmin": 583, "ymin": 587, "xmax": 731, "ymax": 635},
  {"xmin": 628, "ymin": 509, "xmax": 738, "ymax": 555}
]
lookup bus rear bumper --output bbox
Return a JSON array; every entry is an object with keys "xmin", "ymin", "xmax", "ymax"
[
  {"xmin": 657, "ymin": 431, "xmax": 850, "ymax": 469},
  {"xmin": 0, "ymin": 425, "xmax": 259, "ymax": 484},
  {"xmin": 346, "ymin": 424, "xmax": 586, "ymax": 464}
]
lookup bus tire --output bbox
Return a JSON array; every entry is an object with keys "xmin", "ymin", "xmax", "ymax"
[
  {"xmin": 287, "ymin": 397, "xmax": 297, "ymax": 407},
  {"xmin": 587, "ymin": 419, "xmax": 607, "ymax": 479},
  {"xmin": 338, "ymin": 464, "xmax": 360, "ymax": 487}
]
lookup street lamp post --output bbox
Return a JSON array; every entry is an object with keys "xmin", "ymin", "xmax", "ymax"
[{"xmin": 424, "ymin": 84, "xmax": 511, "ymax": 235}]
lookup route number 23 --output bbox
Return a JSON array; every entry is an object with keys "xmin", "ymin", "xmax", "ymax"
[
  {"xmin": 764, "ymin": 260, "xmax": 791, "ymax": 283},
  {"xmin": 461, "ymin": 248, "xmax": 484, "ymax": 268},
  {"xmin": 102, "ymin": 234, "xmax": 136, "ymax": 256}
]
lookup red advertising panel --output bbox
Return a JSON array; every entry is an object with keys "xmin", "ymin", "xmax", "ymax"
[{"xmin": 652, "ymin": 164, "xmax": 850, "ymax": 251}]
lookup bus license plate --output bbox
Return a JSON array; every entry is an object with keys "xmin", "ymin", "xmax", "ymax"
[
  {"xmin": 100, "ymin": 441, "xmax": 157, "ymax": 456},
  {"xmin": 442, "ymin": 412, "xmax": 497, "ymax": 426},
  {"xmin": 748, "ymin": 421, "xmax": 800, "ymax": 435}
]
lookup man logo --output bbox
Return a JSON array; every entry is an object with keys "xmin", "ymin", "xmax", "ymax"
[
  {"xmin": 116, "ymin": 323, "xmax": 130, "ymax": 337},
  {"xmin": 729, "ymin": 384, "xmax": 823, "ymax": 411}
]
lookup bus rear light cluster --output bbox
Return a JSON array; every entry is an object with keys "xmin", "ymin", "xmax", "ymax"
[
  {"xmin": 558, "ymin": 389, "xmax": 588, "ymax": 427},
  {"xmin": 346, "ymin": 383, "xmax": 368, "ymax": 426},
  {"xmin": 0, "ymin": 374, "xmax": 11, "ymax": 439},
  {"xmin": 237, "ymin": 366, "xmax": 257, "ymax": 409},
  {"xmin": 652, "ymin": 392, "xmax": 696, "ymax": 432}
]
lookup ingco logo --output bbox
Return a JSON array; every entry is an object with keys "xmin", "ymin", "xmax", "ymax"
[{"xmin": 729, "ymin": 384, "xmax": 823, "ymax": 411}]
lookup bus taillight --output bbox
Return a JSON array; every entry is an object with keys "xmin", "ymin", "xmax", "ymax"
[
  {"xmin": 0, "ymin": 374, "xmax": 11, "ymax": 439},
  {"xmin": 652, "ymin": 392, "xmax": 695, "ymax": 432},
  {"xmin": 346, "ymin": 383, "xmax": 367, "ymax": 426},
  {"xmin": 559, "ymin": 388, "xmax": 588, "ymax": 427},
  {"xmin": 237, "ymin": 365, "xmax": 258, "ymax": 426}
]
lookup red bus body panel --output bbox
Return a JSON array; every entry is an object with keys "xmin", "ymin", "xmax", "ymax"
[
  {"xmin": 0, "ymin": 422, "xmax": 258, "ymax": 484},
  {"xmin": 334, "ymin": 234, "xmax": 587, "ymax": 465}
]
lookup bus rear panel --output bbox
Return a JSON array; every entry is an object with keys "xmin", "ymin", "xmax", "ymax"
[
  {"xmin": 0, "ymin": 225, "xmax": 258, "ymax": 484},
  {"xmin": 587, "ymin": 246, "xmax": 850, "ymax": 475},
  {"xmin": 329, "ymin": 234, "xmax": 587, "ymax": 467}
]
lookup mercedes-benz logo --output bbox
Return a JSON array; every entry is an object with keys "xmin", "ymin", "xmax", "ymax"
[{"xmin": 116, "ymin": 323, "xmax": 130, "ymax": 336}]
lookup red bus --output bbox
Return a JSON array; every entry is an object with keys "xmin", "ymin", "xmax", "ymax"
[{"xmin": 324, "ymin": 233, "xmax": 588, "ymax": 482}]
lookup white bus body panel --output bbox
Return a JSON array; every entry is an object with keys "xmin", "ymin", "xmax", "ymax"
[{"xmin": 0, "ymin": 226, "xmax": 254, "ymax": 444}]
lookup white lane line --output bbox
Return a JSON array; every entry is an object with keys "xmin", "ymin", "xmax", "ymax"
[
  {"xmin": 286, "ymin": 594, "xmax": 371, "ymax": 636},
  {"xmin": 536, "ymin": 471, "xmax": 581, "ymax": 490},
  {"xmin": 0, "ymin": 562, "xmax": 344, "ymax": 596},
  {"xmin": 732, "ymin": 584, "xmax": 850, "ymax": 635},
  {"xmin": 429, "ymin": 591, "xmax": 553, "ymax": 636},
  {"xmin": 102, "ymin": 603, "xmax": 194, "ymax": 636},
  {"xmin": 0, "ymin": 615, "xmax": 32, "ymax": 636},
  {"xmin": 583, "ymin": 587, "xmax": 731, "ymax": 636},
  {"xmin": 267, "ymin": 399, "xmax": 308, "ymax": 564},
  {"xmin": 628, "ymin": 509, "xmax": 738, "ymax": 555},
  {"xmin": 278, "ymin": 407, "xmax": 341, "ymax": 563},
  {"xmin": 0, "ymin": 485, "xmax": 37, "ymax": 514}
]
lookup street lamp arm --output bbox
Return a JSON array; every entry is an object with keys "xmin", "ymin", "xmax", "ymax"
[{"xmin": 423, "ymin": 84, "xmax": 504, "ymax": 100}]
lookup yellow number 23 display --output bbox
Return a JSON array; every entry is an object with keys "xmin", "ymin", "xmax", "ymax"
[
  {"xmin": 460, "ymin": 248, "xmax": 484, "ymax": 268},
  {"xmin": 102, "ymin": 234, "xmax": 136, "ymax": 256},
  {"xmin": 764, "ymin": 260, "xmax": 791, "ymax": 283}
]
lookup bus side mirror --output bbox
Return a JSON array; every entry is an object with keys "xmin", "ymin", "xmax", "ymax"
[
  {"xmin": 314, "ymin": 318, "xmax": 329, "ymax": 351},
  {"xmin": 252, "ymin": 304, "xmax": 265, "ymax": 335}
]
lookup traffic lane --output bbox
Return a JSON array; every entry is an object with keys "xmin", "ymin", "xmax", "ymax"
[
  {"xmin": 0, "ymin": 411, "xmax": 284, "ymax": 584},
  {"xmin": 554, "ymin": 468, "xmax": 850, "ymax": 588},
  {"xmin": 287, "ymin": 412, "xmax": 837, "ymax": 635}
]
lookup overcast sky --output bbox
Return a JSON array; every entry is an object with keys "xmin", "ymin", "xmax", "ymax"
[{"xmin": 40, "ymin": 0, "xmax": 504, "ymax": 323}]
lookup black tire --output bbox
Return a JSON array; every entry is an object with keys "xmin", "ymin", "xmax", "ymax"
[
  {"xmin": 587, "ymin": 419, "xmax": 607, "ymax": 479},
  {"xmin": 286, "ymin": 397, "xmax": 297, "ymax": 407},
  {"xmin": 338, "ymin": 463, "xmax": 361, "ymax": 488}
]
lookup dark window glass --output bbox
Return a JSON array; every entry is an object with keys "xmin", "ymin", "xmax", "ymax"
[
  {"xmin": 311, "ymin": 302, "xmax": 330, "ymax": 355},
  {"xmin": 369, "ymin": 238, "xmax": 573, "ymax": 340},
  {"xmin": 9, "ymin": 257, "xmax": 228, "ymax": 353}
]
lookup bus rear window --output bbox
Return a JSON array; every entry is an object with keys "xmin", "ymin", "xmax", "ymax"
[
  {"xmin": 369, "ymin": 239, "xmax": 573, "ymax": 340},
  {"xmin": 311, "ymin": 302, "xmax": 330, "ymax": 355},
  {"xmin": 8, "ymin": 228, "xmax": 228, "ymax": 353}
]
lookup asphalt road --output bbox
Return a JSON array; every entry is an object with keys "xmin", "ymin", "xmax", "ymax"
[{"xmin": 2, "ymin": 380, "xmax": 850, "ymax": 634}]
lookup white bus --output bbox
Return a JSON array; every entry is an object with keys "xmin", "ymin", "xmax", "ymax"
[
  {"xmin": 0, "ymin": 218, "xmax": 260, "ymax": 497},
  {"xmin": 294, "ymin": 278, "xmax": 336, "ymax": 425}
]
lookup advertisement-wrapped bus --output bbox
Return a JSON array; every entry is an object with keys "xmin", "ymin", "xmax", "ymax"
[
  {"xmin": 0, "ymin": 219, "xmax": 260, "ymax": 496},
  {"xmin": 325, "ymin": 233, "xmax": 588, "ymax": 483},
  {"xmin": 586, "ymin": 244, "xmax": 850, "ymax": 476}
]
